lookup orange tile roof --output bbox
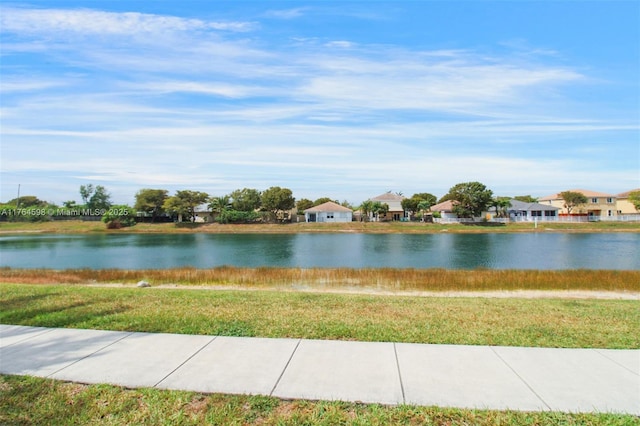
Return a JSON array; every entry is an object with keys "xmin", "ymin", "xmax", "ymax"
[{"xmin": 305, "ymin": 201, "xmax": 353, "ymax": 213}]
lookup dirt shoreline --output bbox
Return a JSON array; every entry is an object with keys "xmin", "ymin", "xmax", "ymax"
[{"xmin": 83, "ymin": 283, "xmax": 640, "ymax": 300}]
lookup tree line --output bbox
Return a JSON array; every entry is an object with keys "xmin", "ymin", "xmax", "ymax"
[{"xmin": 4, "ymin": 183, "xmax": 635, "ymax": 227}]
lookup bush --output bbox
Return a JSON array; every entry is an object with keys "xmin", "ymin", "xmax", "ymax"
[
  {"xmin": 216, "ymin": 209, "xmax": 261, "ymax": 224},
  {"xmin": 102, "ymin": 205, "xmax": 136, "ymax": 228}
]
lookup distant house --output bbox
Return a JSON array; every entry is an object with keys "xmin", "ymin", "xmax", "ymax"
[
  {"xmin": 193, "ymin": 204, "xmax": 213, "ymax": 222},
  {"xmin": 368, "ymin": 192, "xmax": 406, "ymax": 221},
  {"xmin": 539, "ymin": 189, "xmax": 617, "ymax": 219},
  {"xmin": 429, "ymin": 200, "xmax": 458, "ymax": 220},
  {"xmin": 505, "ymin": 199, "xmax": 559, "ymax": 221},
  {"xmin": 616, "ymin": 189, "xmax": 640, "ymax": 215},
  {"xmin": 305, "ymin": 201, "xmax": 353, "ymax": 223}
]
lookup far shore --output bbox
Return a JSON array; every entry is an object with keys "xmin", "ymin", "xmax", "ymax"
[{"xmin": 0, "ymin": 219, "xmax": 638, "ymax": 234}]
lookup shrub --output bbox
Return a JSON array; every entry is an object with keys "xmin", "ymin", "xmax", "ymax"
[
  {"xmin": 102, "ymin": 205, "xmax": 136, "ymax": 228},
  {"xmin": 216, "ymin": 209, "xmax": 261, "ymax": 224}
]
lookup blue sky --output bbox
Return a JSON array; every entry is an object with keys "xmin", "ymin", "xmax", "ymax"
[{"xmin": 1, "ymin": 1, "xmax": 638, "ymax": 205}]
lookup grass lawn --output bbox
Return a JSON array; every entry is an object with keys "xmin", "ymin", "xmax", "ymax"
[
  {"xmin": 2, "ymin": 274, "xmax": 638, "ymax": 423},
  {"xmin": 1, "ymin": 283, "xmax": 638, "ymax": 348},
  {"xmin": 1, "ymin": 219, "xmax": 638, "ymax": 234},
  {"xmin": 1, "ymin": 375, "xmax": 634, "ymax": 426}
]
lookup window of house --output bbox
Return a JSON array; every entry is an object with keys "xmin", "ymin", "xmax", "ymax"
[
  {"xmin": 591, "ymin": 198, "xmax": 598, "ymax": 203},
  {"xmin": 531, "ymin": 211, "xmax": 542, "ymax": 217},
  {"xmin": 545, "ymin": 210, "xmax": 556, "ymax": 217},
  {"xmin": 607, "ymin": 198, "xmax": 613, "ymax": 203},
  {"xmin": 327, "ymin": 214, "xmax": 334, "ymax": 219},
  {"xmin": 608, "ymin": 210, "xmax": 613, "ymax": 217}
]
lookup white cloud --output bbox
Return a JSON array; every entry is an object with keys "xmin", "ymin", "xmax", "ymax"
[
  {"xmin": 265, "ymin": 8, "xmax": 307, "ymax": 19},
  {"xmin": 0, "ymin": 7, "xmax": 256, "ymax": 36}
]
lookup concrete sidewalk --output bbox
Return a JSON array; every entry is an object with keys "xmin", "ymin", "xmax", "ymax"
[{"xmin": 1, "ymin": 324, "xmax": 638, "ymax": 414}]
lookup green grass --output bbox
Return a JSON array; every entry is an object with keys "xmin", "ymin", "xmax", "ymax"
[
  {"xmin": 2, "ymin": 284, "xmax": 638, "ymax": 348},
  {"xmin": 1, "ymin": 375, "xmax": 635, "ymax": 426},
  {"xmin": 1, "ymin": 219, "xmax": 638, "ymax": 234}
]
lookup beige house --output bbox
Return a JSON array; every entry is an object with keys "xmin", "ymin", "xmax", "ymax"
[
  {"xmin": 539, "ymin": 189, "xmax": 617, "ymax": 219},
  {"xmin": 429, "ymin": 200, "xmax": 458, "ymax": 220},
  {"xmin": 616, "ymin": 189, "xmax": 640, "ymax": 215},
  {"xmin": 305, "ymin": 201, "xmax": 353, "ymax": 223},
  {"xmin": 369, "ymin": 192, "xmax": 406, "ymax": 221}
]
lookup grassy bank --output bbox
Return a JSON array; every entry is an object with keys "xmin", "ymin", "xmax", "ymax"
[
  {"xmin": 1, "ymin": 376, "xmax": 633, "ymax": 426},
  {"xmin": 2, "ymin": 267, "xmax": 639, "ymax": 293},
  {"xmin": 1, "ymin": 284, "xmax": 638, "ymax": 348},
  {"xmin": 1, "ymin": 219, "xmax": 638, "ymax": 234}
]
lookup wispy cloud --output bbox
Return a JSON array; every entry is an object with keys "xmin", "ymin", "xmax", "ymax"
[
  {"xmin": 0, "ymin": 7, "xmax": 257, "ymax": 35},
  {"xmin": 264, "ymin": 8, "xmax": 307, "ymax": 20}
]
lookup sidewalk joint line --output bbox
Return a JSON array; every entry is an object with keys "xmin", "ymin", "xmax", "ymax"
[
  {"xmin": 393, "ymin": 343, "xmax": 406, "ymax": 404},
  {"xmin": 490, "ymin": 347, "xmax": 552, "ymax": 411},
  {"xmin": 269, "ymin": 339, "xmax": 301, "ymax": 397},
  {"xmin": 1, "ymin": 326, "xmax": 57, "ymax": 349},
  {"xmin": 47, "ymin": 330, "xmax": 134, "ymax": 378},
  {"xmin": 593, "ymin": 349, "xmax": 639, "ymax": 376},
  {"xmin": 153, "ymin": 336, "xmax": 218, "ymax": 388}
]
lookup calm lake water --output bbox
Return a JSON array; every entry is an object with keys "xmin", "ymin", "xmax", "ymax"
[{"xmin": 0, "ymin": 233, "xmax": 638, "ymax": 270}]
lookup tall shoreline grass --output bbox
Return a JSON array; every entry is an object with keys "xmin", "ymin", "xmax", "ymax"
[{"xmin": 1, "ymin": 267, "xmax": 638, "ymax": 292}]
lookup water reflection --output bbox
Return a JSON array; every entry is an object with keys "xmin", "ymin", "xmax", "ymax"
[{"xmin": 0, "ymin": 233, "xmax": 637, "ymax": 270}]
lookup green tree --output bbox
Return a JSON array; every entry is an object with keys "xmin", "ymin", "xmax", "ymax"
[
  {"xmin": 560, "ymin": 191, "xmax": 588, "ymax": 214},
  {"xmin": 401, "ymin": 198, "xmax": 420, "ymax": 216},
  {"xmin": 514, "ymin": 195, "xmax": 538, "ymax": 203},
  {"xmin": 80, "ymin": 184, "xmax": 112, "ymax": 211},
  {"xmin": 359, "ymin": 200, "xmax": 374, "ymax": 222},
  {"xmin": 313, "ymin": 197, "xmax": 334, "ymax": 206},
  {"xmin": 230, "ymin": 188, "xmax": 262, "ymax": 212},
  {"xmin": 446, "ymin": 181, "xmax": 494, "ymax": 219},
  {"xmin": 401, "ymin": 193, "xmax": 437, "ymax": 218},
  {"xmin": 296, "ymin": 198, "xmax": 314, "ymax": 213},
  {"xmin": 492, "ymin": 197, "xmax": 512, "ymax": 218},
  {"xmin": 417, "ymin": 200, "xmax": 433, "ymax": 220},
  {"xmin": 261, "ymin": 186, "xmax": 295, "ymax": 222},
  {"xmin": 371, "ymin": 201, "xmax": 389, "ymax": 221},
  {"xmin": 209, "ymin": 195, "xmax": 231, "ymax": 216},
  {"xmin": 163, "ymin": 190, "xmax": 209, "ymax": 222},
  {"xmin": 412, "ymin": 193, "xmax": 437, "ymax": 206},
  {"xmin": 134, "ymin": 189, "xmax": 168, "ymax": 222},
  {"xmin": 7, "ymin": 196, "xmax": 46, "ymax": 208},
  {"xmin": 79, "ymin": 184, "xmax": 94, "ymax": 205},
  {"xmin": 628, "ymin": 191, "xmax": 640, "ymax": 211},
  {"xmin": 89, "ymin": 186, "xmax": 112, "ymax": 211}
]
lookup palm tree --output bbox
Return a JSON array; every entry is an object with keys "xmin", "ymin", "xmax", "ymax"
[
  {"xmin": 492, "ymin": 197, "xmax": 512, "ymax": 218},
  {"xmin": 359, "ymin": 200, "xmax": 374, "ymax": 222},
  {"xmin": 417, "ymin": 200, "xmax": 432, "ymax": 221},
  {"xmin": 209, "ymin": 196, "xmax": 231, "ymax": 217}
]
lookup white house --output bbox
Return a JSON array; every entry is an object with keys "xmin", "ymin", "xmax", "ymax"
[
  {"xmin": 505, "ymin": 199, "xmax": 559, "ymax": 221},
  {"xmin": 305, "ymin": 201, "xmax": 353, "ymax": 223}
]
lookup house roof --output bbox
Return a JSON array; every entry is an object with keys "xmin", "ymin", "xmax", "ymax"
[
  {"xmin": 539, "ymin": 189, "xmax": 615, "ymax": 201},
  {"xmin": 305, "ymin": 201, "xmax": 353, "ymax": 213},
  {"xmin": 616, "ymin": 189, "xmax": 640, "ymax": 198},
  {"xmin": 430, "ymin": 200, "xmax": 456, "ymax": 212},
  {"xmin": 370, "ymin": 192, "xmax": 405, "ymax": 202},
  {"xmin": 507, "ymin": 199, "xmax": 559, "ymax": 212}
]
